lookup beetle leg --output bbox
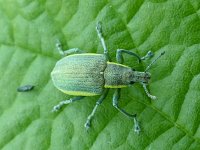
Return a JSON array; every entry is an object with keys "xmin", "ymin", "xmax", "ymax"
[
  {"xmin": 96, "ymin": 22, "xmax": 110, "ymax": 61},
  {"xmin": 52, "ymin": 96, "xmax": 84, "ymax": 112},
  {"xmin": 141, "ymin": 51, "xmax": 154, "ymax": 60},
  {"xmin": 141, "ymin": 83, "xmax": 156, "ymax": 100},
  {"xmin": 112, "ymin": 88, "xmax": 141, "ymax": 134},
  {"xmin": 116, "ymin": 49, "xmax": 142, "ymax": 64},
  {"xmin": 116, "ymin": 49, "xmax": 154, "ymax": 64},
  {"xmin": 84, "ymin": 89, "xmax": 109, "ymax": 130},
  {"xmin": 56, "ymin": 40, "xmax": 83, "ymax": 57}
]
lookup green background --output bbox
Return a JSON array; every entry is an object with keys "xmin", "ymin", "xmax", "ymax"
[{"xmin": 0, "ymin": 0, "xmax": 200, "ymax": 149}]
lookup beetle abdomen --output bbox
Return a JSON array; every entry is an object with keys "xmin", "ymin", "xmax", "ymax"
[{"xmin": 51, "ymin": 54, "xmax": 107, "ymax": 96}]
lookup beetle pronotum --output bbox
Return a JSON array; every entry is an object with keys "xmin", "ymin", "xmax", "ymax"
[{"xmin": 51, "ymin": 22, "xmax": 165, "ymax": 133}]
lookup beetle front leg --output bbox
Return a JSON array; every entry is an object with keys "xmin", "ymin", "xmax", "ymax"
[
  {"xmin": 116, "ymin": 49, "xmax": 154, "ymax": 64},
  {"xmin": 141, "ymin": 83, "xmax": 156, "ymax": 100},
  {"xmin": 52, "ymin": 96, "xmax": 84, "ymax": 112},
  {"xmin": 96, "ymin": 22, "xmax": 110, "ymax": 61},
  {"xmin": 116, "ymin": 49, "xmax": 142, "ymax": 64},
  {"xmin": 84, "ymin": 89, "xmax": 109, "ymax": 130},
  {"xmin": 140, "ymin": 51, "xmax": 154, "ymax": 60},
  {"xmin": 56, "ymin": 40, "xmax": 83, "ymax": 57},
  {"xmin": 112, "ymin": 88, "xmax": 140, "ymax": 134}
]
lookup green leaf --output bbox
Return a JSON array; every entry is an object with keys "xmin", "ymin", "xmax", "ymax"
[{"xmin": 0, "ymin": 0, "xmax": 200, "ymax": 149}]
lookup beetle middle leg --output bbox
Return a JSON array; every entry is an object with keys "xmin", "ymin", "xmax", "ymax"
[
  {"xmin": 112, "ymin": 88, "xmax": 140, "ymax": 134},
  {"xmin": 52, "ymin": 96, "xmax": 84, "ymax": 112},
  {"xmin": 56, "ymin": 40, "xmax": 83, "ymax": 57},
  {"xmin": 84, "ymin": 89, "xmax": 109, "ymax": 130},
  {"xmin": 116, "ymin": 49, "xmax": 154, "ymax": 64}
]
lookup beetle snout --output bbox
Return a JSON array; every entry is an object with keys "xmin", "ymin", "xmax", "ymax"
[
  {"xmin": 145, "ymin": 73, "xmax": 151, "ymax": 79},
  {"xmin": 143, "ymin": 72, "xmax": 151, "ymax": 83}
]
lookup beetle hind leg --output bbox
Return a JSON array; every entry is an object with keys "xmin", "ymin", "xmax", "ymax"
[
  {"xmin": 56, "ymin": 40, "xmax": 83, "ymax": 57},
  {"xmin": 52, "ymin": 96, "xmax": 84, "ymax": 112},
  {"xmin": 112, "ymin": 88, "xmax": 141, "ymax": 134},
  {"xmin": 84, "ymin": 89, "xmax": 109, "ymax": 130}
]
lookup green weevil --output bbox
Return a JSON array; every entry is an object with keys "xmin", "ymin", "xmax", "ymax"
[{"xmin": 51, "ymin": 22, "xmax": 165, "ymax": 133}]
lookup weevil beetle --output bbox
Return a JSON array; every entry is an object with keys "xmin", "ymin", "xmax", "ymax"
[{"xmin": 51, "ymin": 22, "xmax": 165, "ymax": 133}]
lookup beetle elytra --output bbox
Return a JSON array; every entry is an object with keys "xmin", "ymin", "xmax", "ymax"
[{"xmin": 51, "ymin": 22, "xmax": 165, "ymax": 133}]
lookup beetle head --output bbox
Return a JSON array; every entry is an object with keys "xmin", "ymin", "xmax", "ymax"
[
  {"xmin": 127, "ymin": 51, "xmax": 165, "ymax": 85},
  {"xmin": 129, "ymin": 71, "xmax": 151, "ymax": 84}
]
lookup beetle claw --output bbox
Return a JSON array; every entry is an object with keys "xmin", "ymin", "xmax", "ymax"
[
  {"xmin": 96, "ymin": 22, "xmax": 101, "ymax": 30},
  {"xmin": 133, "ymin": 114, "xmax": 141, "ymax": 134},
  {"xmin": 150, "ymin": 95, "xmax": 157, "ymax": 100},
  {"xmin": 134, "ymin": 124, "xmax": 141, "ymax": 134},
  {"xmin": 141, "ymin": 51, "xmax": 154, "ymax": 60},
  {"xmin": 147, "ymin": 51, "xmax": 154, "ymax": 58},
  {"xmin": 84, "ymin": 121, "xmax": 91, "ymax": 131},
  {"xmin": 52, "ymin": 105, "xmax": 60, "ymax": 112}
]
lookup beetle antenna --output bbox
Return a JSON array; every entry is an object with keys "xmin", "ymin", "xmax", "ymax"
[{"xmin": 145, "ymin": 51, "xmax": 165, "ymax": 72}]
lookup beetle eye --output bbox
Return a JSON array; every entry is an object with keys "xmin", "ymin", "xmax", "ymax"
[{"xmin": 146, "ymin": 76, "xmax": 151, "ymax": 80}]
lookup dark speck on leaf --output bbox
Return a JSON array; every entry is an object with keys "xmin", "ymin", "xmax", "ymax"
[{"xmin": 17, "ymin": 85, "xmax": 35, "ymax": 92}]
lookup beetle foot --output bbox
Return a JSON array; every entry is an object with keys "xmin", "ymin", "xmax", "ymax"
[
  {"xmin": 141, "ymin": 51, "xmax": 154, "ymax": 60},
  {"xmin": 146, "ymin": 51, "xmax": 154, "ymax": 58},
  {"xmin": 56, "ymin": 39, "xmax": 65, "ymax": 56},
  {"xmin": 134, "ymin": 123, "xmax": 141, "ymax": 135},
  {"xmin": 84, "ymin": 121, "xmax": 91, "ymax": 131},
  {"xmin": 96, "ymin": 22, "xmax": 102, "ymax": 33},
  {"xmin": 52, "ymin": 99, "xmax": 73, "ymax": 112},
  {"xmin": 56, "ymin": 40, "xmax": 62, "ymax": 50},
  {"xmin": 149, "ymin": 95, "xmax": 156, "ymax": 100},
  {"xmin": 52, "ymin": 105, "xmax": 61, "ymax": 112},
  {"xmin": 133, "ymin": 115, "xmax": 141, "ymax": 134}
]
